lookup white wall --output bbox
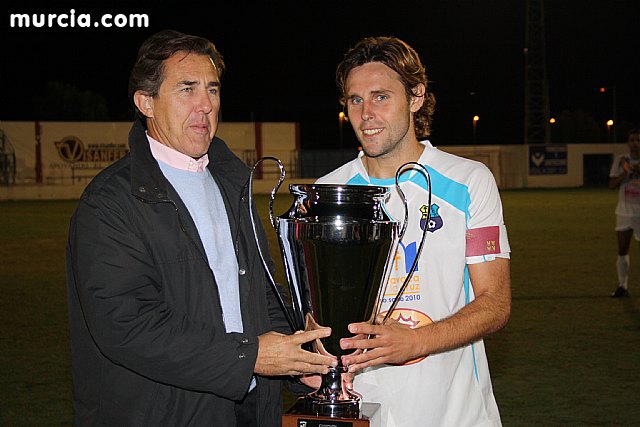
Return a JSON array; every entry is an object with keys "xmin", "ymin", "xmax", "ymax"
[
  {"xmin": 0, "ymin": 120, "xmax": 299, "ymax": 186},
  {"xmin": 443, "ymin": 143, "xmax": 624, "ymax": 189},
  {"xmin": 439, "ymin": 145, "xmax": 528, "ymax": 189},
  {"xmin": 0, "ymin": 120, "xmax": 628, "ymax": 200}
]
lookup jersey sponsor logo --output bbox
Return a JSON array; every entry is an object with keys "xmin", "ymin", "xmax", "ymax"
[
  {"xmin": 380, "ymin": 308, "xmax": 432, "ymax": 365},
  {"xmin": 419, "ymin": 203, "xmax": 443, "ymax": 233},
  {"xmin": 383, "ymin": 204, "xmax": 437, "ymax": 296},
  {"xmin": 383, "ymin": 275, "xmax": 421, "ymax": 302},
  {"xmin": 625, "ymin": 179, "xmax": 640, "ymax": 199},
  {"xmin": 393, "ymin": 241, "xmax": 420, "ymax": 274},
  {"xmin": 382, "ymin": 203, "xmax": 437, "ymax": 301}
]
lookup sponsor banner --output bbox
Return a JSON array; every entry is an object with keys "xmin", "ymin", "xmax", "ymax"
[{"xmin": 529, "ymin": 144, "xmax": 567, "ymax": 175}]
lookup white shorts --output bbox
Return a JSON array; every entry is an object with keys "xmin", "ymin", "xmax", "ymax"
[{"xmin": 615, "ymin": 215, "xmax": 640, "ymax": 240}]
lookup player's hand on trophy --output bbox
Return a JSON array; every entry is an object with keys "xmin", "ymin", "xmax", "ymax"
[
  {"xmin": 339, "ymin": 317, "xmax": 424, "ymax": 371},
  {"xmin": 341, "ymin": 370, "xmax": 355, "ymax": 392},
  {"xmin": 255, "ymin": 329, "xmax": 338, "ymax": 376}
]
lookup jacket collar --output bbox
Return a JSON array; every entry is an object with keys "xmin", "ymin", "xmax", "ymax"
[
  {"xmin": 127, "ymin": 118, "xmax": 251, "ymax": 201},
  {"xmin": 129, "ymin": 119, "xmax": 171, "ymax": 202}
]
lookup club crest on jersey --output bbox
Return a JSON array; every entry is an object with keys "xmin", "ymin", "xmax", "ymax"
[{"xmin": 419, "ymin": 204, "xmax": 443, "ymax": 232}]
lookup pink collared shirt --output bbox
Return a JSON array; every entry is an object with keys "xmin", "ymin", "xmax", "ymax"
[{"xmin": 147, "ymin": 133, "xmax": 209, "ymax": 173}]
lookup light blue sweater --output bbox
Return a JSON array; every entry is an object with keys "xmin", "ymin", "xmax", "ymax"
[{"xmin": 158, "ymin": 161, "xmax": 244, "ymax": 334}]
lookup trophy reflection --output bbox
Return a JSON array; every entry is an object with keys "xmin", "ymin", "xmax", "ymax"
[{"xmin": 247, "ymin": 158, "xmax": 430, "ymax": 426}]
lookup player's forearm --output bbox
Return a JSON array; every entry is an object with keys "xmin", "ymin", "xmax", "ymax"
[{"xmin": 609, "ymin": 172, "xmax": 627, "ymax": 189}]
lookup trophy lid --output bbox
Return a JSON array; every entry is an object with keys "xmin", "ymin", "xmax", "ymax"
[
  {"xmin": 289, "ymin": 183, "xmax": 389, "ymax": 200},
  {"xmin": 284, "ymin": 184, "xmax": 394, "ymax": 222}
]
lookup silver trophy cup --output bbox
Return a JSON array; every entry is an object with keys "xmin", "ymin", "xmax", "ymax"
[{"xmin": 247, "ymin": 158, "xmax": 430, "ymax": 419}]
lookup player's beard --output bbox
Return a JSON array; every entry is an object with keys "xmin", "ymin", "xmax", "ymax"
[{"xmin": 360, "ymin": 115, "xmax": 412, "ymax": 159}]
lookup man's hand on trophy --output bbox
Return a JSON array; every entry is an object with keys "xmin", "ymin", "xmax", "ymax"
[
  {"xmin": 254, "ymin": 329, "xmax": 338, "ymax": 376},
  {"xmin": 304, "ymin": 313, "xmax": 333, "ymax": 357},
  {"xmin": 339, "ymin": 318, "xmax": 424, "ymax": 371}
]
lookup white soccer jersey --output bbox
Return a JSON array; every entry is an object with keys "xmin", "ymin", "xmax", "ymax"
[
  {"xmin": 316, "ymin": 140, "xmax": 510, "ymax": 427},
  {"xmin": 610, "ymin": 154, "xmax": 640, "ymax": 217}
]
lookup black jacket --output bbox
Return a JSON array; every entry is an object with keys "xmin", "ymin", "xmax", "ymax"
[{"xmin": 66, "ymin": 120, "xmax": 291, "ymax": 426}]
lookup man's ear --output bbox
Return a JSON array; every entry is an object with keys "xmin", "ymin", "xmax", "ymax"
[
  {"xmin": 410, "ymin": 83, "xmax": 426, "ymax": 113},
  {"xmin": 133, "ymin": 91, "xmax": 154, "ymax": 118}
]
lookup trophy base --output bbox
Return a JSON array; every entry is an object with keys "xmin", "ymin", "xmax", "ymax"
[{"xmin": 283, "ymin": 398, "xmax": 381, "ymax": 427}]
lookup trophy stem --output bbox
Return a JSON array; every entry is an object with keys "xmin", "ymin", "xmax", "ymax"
[{"xmin": 304, "ymin": 366, "xmax": 360, "ymax": 418}]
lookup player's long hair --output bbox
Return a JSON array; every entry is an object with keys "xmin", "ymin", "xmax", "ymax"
[{"xmin": 336, "ymin": 36, "xmax": 436, "ymax": 139}]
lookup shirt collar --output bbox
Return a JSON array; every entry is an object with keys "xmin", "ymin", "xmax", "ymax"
[
  {"xmin": 147, "ymin": 132, "xmax": 209, "ymax": 172},
  {"xmin": 356, "ymin": 140, "xmax": 432, "ymax": 180}
]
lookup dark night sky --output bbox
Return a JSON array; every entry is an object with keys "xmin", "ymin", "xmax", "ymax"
[{"xmin": 2, "ymin": 0, "xmax": 638, "ymax": 149}]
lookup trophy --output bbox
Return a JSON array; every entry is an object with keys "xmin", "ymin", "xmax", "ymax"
[{"xmin": 247, "ymin": 158, "xmax": 431, "ymax": 427}]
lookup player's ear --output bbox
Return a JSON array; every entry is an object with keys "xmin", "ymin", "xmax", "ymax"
[{"xmin": 410, "ymin": 84, "xmax": 425, "ymax": 113}]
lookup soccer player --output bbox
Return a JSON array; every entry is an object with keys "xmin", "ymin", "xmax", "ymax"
[
  {"xmin": 609, "ymin": 128, "xmax": 640, "ymax": 298},
  {"xmin": 316, "ymin": 36, "xmax": 511, "ymax": 427}
]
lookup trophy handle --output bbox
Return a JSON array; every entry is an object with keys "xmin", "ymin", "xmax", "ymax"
[
  {"xmin": 250, "ymin": 156, "xmax": 286, "ymax": 231},
  {"xmin": 246, "ymin": 157, "xmax": 298, "ymax": 331},
  {"xmin": 382, "ymin": 162, "xmax": 432, "ymax": 323}
]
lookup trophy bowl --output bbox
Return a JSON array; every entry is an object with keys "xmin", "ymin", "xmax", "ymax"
[
  {"xmin": 277, "ymin": 184, "xmax": 399, "ymax": 417},
  {"xmin": 247, "ymin": 158, "xmax": 431, "ymax": 420}
]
